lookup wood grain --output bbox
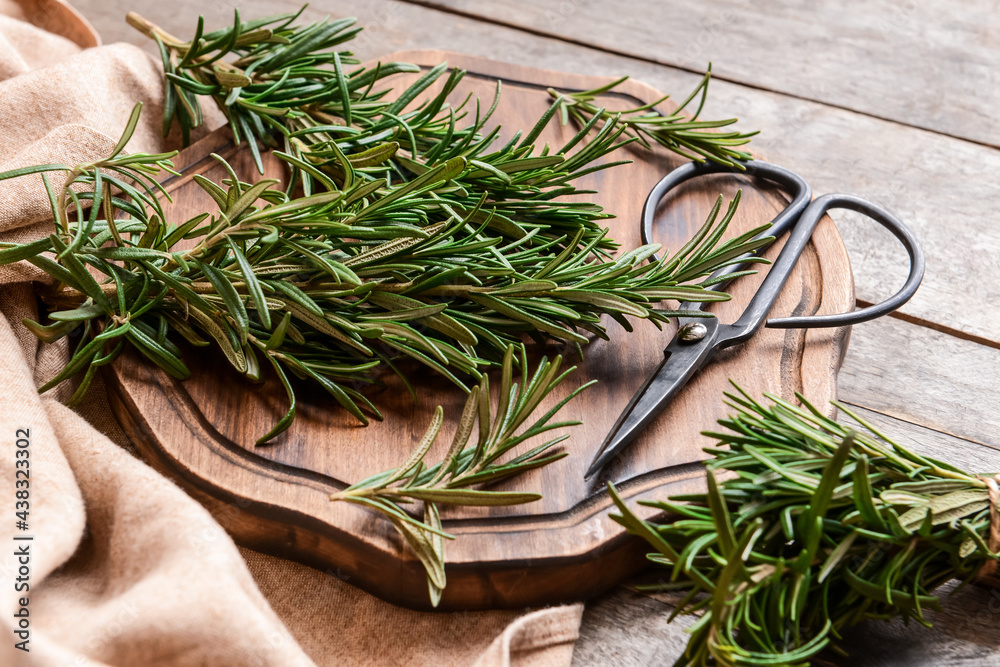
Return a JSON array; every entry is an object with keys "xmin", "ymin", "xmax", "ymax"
[
  {"xmin": 838, "ymin": 405, "xmax": 1000, "ymax": 477},
  {"xmin": 838, "ymin": 315, "xmax": 1000, "ymax": 446},
  {"xmin": 400, "ymin": 0, "xmax": 1000, "ymax": 148},
  {"xmin": 104, "ymin": 50, "xmax": 853, "ymax": 610}
]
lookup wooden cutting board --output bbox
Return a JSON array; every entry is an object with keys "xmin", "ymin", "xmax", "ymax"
[{"xmin": 104, "ymin": 50, "xmax": 854, "ymax": 610}]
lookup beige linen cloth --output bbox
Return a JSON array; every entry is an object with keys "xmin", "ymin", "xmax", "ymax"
[{"xmin": 0, "ymin": 12, "xmax": 583, "ymax": 667}]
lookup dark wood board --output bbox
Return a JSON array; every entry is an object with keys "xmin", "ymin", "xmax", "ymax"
[{"xmin": 105, "ymin": 50, "xmax": 854, "ymax": 610}]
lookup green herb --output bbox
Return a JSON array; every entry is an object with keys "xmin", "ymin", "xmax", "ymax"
[
  {"xmin": 548, "ymin": 67, "xmax": 756, "ymax": 169},
  {"xmin": 609, "ymin": 385, "xmax": 1000, "ymax": 666},
  {"xmin": 0, "ymin": 7, "xmax": 764, "ymax": 608},
  {"xmin": 126, "ymin": 8, "xmax": 754, "ymax": 180},
  {"xmin": 64, "ymin": 7, "xmax": 762, "ymax": 441},
  {"xmin": 332, "ymin": 343, "xmax": 591, "ymax": 605},
  {"xmin": 0, "ymin": 82, "xmax": 766, "ymax": 441}
]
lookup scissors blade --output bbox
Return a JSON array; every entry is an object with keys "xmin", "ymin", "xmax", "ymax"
[{"xmin": 584, "ymin": 318, "xmax": 720, "ymax": 480}]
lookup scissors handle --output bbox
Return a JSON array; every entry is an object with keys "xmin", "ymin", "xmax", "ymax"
[
  {"xmin": 642, "ymin": 160, "xmax": 812, "ymax": 274},
  {"xmin": 764, "ymin": 194, "xmax": 925, "ymax": 329},
  {"xmin": 721, "ymin": 193, "xmax": 925, "ymax": 346}
]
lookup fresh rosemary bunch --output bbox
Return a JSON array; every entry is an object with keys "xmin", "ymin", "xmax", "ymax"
[
  {"xmin": 332, "ymin": 343, "xmax": 591, "ymax": 605},
  {"xmin": 0, "ymin": 5, "xmax": 767, "ymax": 608},
  {"xmin": 1, "ymin": 88, "xmax": 769, "ymax": 442},
  {"xmin": 609, "ymin": 387, "xmax": 1000, "ymax": 666},
  {"xmin": 104, "ymin": 7, "xmax": 763, "ymax": 441}
]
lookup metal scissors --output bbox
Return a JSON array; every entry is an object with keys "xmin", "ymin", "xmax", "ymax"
[{"xmin": 584, "ymin": 160, "xmax": 926, "ymax": 480}]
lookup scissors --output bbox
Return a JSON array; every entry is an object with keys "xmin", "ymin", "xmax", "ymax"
[{"xmin": 584, "ymin": 160, "xmax": 926, "ymax": 480}]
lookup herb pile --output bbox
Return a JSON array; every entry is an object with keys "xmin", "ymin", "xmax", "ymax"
[
  {"xmin": 126, "ymin": 8, "xmax": 754, "ymax": 175},
  {"xmin": 610, "ymin": 386, "xmax": 1000, "ymax": 666},
  {"xmin": 2, "ymin": 7, "xmax": 762, "ymax": 442}
]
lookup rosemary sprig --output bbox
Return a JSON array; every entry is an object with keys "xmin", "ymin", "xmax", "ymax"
[
  {"xmin": 126, "ymin": 7, "xmax": 756, "ymax": 191},
  {"xmin": 35, "ymin": 7, "xmax": 767, "ymax": 441},
  {"xmin": 332, "ymin": 344, "xmax": 591, "ymax": 605},
  {"xmin": 609, "ymin": 386, "xmax": 1000, "ymax": 666},
  {"xmin": 0, "ymin": 99, "xmax": 769, "ymax": 442},
  {"xmin": 548, "ymin": 66, "xmax": 756, "ymax": 169}
]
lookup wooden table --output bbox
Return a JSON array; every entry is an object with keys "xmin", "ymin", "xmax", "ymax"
[{"xmin": 73, "ymin": 1, "xmax": 1000, "ymax": 663}]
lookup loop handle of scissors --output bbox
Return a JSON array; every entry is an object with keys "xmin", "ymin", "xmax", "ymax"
[
  {"xmin": 717, "ymin": 193, "xmax": 924, "ymax": 348},
  {"xmin": 641, "ymin": 160, "xmax": 812, "ymax": 278},
  {"xmin": 643, "ymin": 159, "xmax": 924, "ymax": 344},
  {"xmin": 761, "ymin": 194, "xmax": 925, "ymax": 329}
]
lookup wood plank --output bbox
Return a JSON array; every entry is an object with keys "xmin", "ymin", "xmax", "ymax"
[
  {"xmin": 71, "ymin": 0, "xmax": 1000, "ymax": 345},
  {"xmin": 401, "ymin": 0, "xmax": 1000, "ymax": 149},
  {"xmin": 838, "ymin": 315, "xmax": 1000, "ymax": 448},
  {"xmin": 574, "ymin": 588, "xmax": 698, "ymax": 666},
  {"xmin": 839, "ymin": 404, "xmax": 1000, "ymax": 476},
  {"xmin": 576, "ymin": 409, "xmax": 1000, "ymax": 666}
]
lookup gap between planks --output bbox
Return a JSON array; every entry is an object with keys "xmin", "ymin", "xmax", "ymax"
[
  {"xmin": 837, "ymin": 315, "xmax": 1000, "ymax": 449},
  {"xmin": 860, "ymin": 299, "xmax": 1000, "ymax": 353}
]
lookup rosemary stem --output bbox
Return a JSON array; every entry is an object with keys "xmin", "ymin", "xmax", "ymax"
[
  {"xmin": 125, "ymin": 12, "xmax": 186, "ymax": 49},
  {"xmin": 42, "ymin": 277, "xmax": 581, "ymax": 310}
]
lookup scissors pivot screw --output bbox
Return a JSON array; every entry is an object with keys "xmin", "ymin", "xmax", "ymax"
[{"xmin": 677, "ymin": 322, "xmax": 709, "ymax": 343}]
